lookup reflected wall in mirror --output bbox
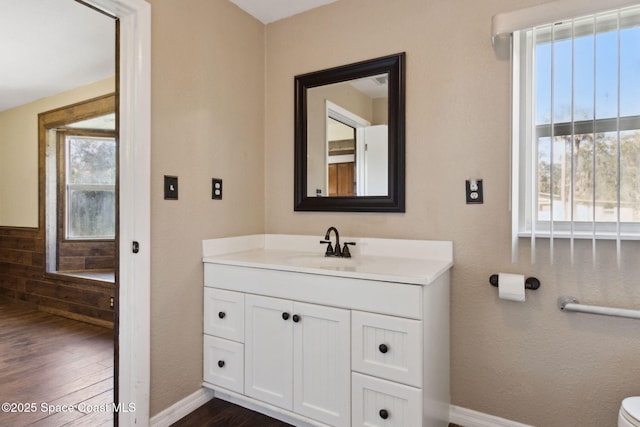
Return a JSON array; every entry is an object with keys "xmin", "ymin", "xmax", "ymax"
[{"xmin": 294, "ymin": 53, "xmax": 405, "ymax": 212}]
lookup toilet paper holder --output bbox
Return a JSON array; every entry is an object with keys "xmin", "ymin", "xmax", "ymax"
[{"xmin": 489, "ymin": 274, "xmax": 540, "ymax": 290}]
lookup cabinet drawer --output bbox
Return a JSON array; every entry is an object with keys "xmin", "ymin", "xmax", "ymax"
[
  {"xmin": 204, "ymin": 288, "xmax": 244, "ymax": 342},
  {"xmin": 203, "ymin": 335, "xmax": 244, "ymax": 394},
  {"xmin": 352, "ymin": 373, "xmax": 422, "ymax": 427},
  {"xmin": 352, "ymin": 311, "xmax": 422, "ymax": 387}
]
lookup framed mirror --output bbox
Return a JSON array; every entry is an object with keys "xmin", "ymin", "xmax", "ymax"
[{"xmin": 294, "ymin": 53, "xmax": 405, "ymax": 212}]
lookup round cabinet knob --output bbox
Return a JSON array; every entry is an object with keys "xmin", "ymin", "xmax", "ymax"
[
  {"xmin": 379, "ymin": 409, "xmax": 389, "ymax": 419},
  {"xmin": 378, "ymin": 343, "xmax": 389, "ymax": 354},
  {"xmin": 292, "ymin": 314, "xmax": 301, "ymax": 323},
  {"xmin": 218, "ymin": 311, "xmax": 226, "ymax": 319},
  {"xmin": 217, "ymin": 360, "xmax": 225, "ymax": 368},
  {"xmin": 282, "ymin": 312, "xmax": 290, "ymax": 320}
]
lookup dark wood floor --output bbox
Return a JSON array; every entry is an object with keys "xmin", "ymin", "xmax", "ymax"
[
  {"xmin": 171, "ymin": 398, "xmax": 292, "ymax": 427},
  {"xmin": 0, "ymin": 297, "xmax": 114, "ymax": 427},
  {"xmin": 171, "ymin": 397, "xmax": 463, "ymax": 427}
]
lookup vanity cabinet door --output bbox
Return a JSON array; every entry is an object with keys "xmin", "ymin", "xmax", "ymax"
[
  {"xmin": 244, "ymin": 294, "xmax": 294, "ymax": 410},
  {"xmin": 293, "ymin": 302, "xmax": 350, "ymax": 427},
  {"xmin": 244, "ymin": 295, "xmax": 351, "ymax": 426}
]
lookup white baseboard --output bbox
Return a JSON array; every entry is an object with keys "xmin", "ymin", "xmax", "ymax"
[
  {"xmin": 150, "ymin": 388, "xmax": 215, "ymax": 427},
  {"xmin": 449, "ymin": 405, "xmax": 534, "ymax": 427},
  {"xmin": 150, "ymin": 388, "xmax": 533, "ymax": 427}
]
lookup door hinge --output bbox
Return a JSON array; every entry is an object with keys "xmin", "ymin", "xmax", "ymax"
[{"xmin": 132, "ymin": 241, "xmax": 139, "ymax": 253}]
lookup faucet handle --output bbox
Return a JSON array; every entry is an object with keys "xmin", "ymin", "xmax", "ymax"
[
  {"xmin": 342, "ymin": 242, "xmax": 356, "ymax": 258},
  {"xmin": 320, "ymin": 240, "xmax": 334, "ymax": 257}
]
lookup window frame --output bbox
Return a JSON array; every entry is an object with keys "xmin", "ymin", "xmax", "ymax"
[
  {"xmin": 512, "ymin": 11, "xmax": 640, "ymax": 241},
  {"xmin": 57, "ymin": 129, "xmax": 117, "ymax": 242}
]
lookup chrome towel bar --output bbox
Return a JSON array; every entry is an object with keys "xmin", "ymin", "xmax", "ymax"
[{"xmin": 558, "ymin": 296, "xmax": 640, "ymax": 320}]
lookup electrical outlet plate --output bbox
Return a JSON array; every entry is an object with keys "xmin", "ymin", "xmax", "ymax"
[
  {"xmin": 212, "ymin": 178, "xmax": 222, "ymax": 200},
  {"xmin": 465, "ymin": 179, "xmax": 483, "ymax": 204},
  {"xmin": 164, "ymin": 175, "xmax": 178, "ymax": 200}
]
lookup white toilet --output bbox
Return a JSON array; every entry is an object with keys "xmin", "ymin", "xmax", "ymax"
[{"xmin": 619, "ymin": 397, "xmax": 640, "ymax": 427}]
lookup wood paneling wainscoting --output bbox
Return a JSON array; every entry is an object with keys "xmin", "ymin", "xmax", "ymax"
[
  {"xmin": 58, "ymin": 240, "xmax": 115, "ymax": 273},
  {"xmin": 0, "ymin": 226, "xmax": 114, "ymax": 327}
]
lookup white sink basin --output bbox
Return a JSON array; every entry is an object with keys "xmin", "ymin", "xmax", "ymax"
[{"xmin": 284, "ymin": 254, "xmax": 357, "ymax": 270}]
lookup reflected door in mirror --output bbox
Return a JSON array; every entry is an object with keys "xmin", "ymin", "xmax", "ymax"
[{"xmin": 328, "ymin": 162, "xmax": 355, "ymax": 196}]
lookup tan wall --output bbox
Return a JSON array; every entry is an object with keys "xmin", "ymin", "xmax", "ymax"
[
  {"xmin": 0, "ymin": 77, "xmax": 115, "ymax": 227},
  {"xmin": 264, "ymin": 1, "xmax": 640, "ymax": 426},
  {"xmin": 148, "ymin": 0, "xmax": 265, "ymax": 415}
]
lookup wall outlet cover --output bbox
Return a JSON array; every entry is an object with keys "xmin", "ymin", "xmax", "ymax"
[
  {"xmin": 465, "ymin": 179, "xmax": 483, "ymax": 204},
  {"xmin": 212, "ymin": 178, "xmax": 222, "ymax": 200}
]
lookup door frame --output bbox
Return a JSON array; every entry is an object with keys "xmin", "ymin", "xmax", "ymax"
[{"xmin": 84, "ymin": 0, "xmax": 151, "ymax": 425}]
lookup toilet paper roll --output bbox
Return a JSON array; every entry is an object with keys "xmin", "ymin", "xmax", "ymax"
[{"xmin": 498, "ymin": 273, "xmax": 526, "ymax": 302}]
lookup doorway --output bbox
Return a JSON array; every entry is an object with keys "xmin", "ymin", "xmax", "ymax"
[{"xmin": 1, "ymin": 1, "xmax": 150, "ymax": 424}]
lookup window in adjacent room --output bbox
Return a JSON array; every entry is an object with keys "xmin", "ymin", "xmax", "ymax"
[
  {"xmin": 42, "ymin": 95, "xmax": 117, "ymax": 279},
  {"xmin": 512, "ymin": 5, "xmax": 640, "ymax": 242},
  {"xmin": 62, "ymin": 132, "xmax": 116, "ymax": 240}
]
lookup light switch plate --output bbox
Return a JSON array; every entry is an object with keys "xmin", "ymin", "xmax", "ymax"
[{"xmin": 164, "ymin": 175, "xmax": 178, "ymax": 200}]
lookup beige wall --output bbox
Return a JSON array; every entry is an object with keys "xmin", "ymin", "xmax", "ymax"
[
  {"xmin": 264, "ymin": 1, "xmax": 640, "ymax": 426},
  {"xmin": 148, "ymin": 0, "xmax": 265, "ymax": 415},
  {"xmin": 0, "ymin": 77, "xmax": 115, "ymax": 227}
]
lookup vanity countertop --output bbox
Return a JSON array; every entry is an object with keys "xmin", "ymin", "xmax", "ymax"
[{"xmin": 202, "ymin": 234, "xmax": 453, "ymax": 285}]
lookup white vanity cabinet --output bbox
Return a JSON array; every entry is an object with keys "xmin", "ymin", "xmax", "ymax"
[{"xmin": 202, "ymin": 234, "xmax": 453, "ymax": 427}]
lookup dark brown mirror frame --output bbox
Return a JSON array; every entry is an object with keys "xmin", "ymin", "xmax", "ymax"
[{"xmin": 294, "ymin": 52, "xmax": 406, "ymax": 212}]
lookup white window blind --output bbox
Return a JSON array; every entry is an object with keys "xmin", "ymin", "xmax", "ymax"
[
  {"xmin": 509, "ymin": 3, "xmax": 640, "ymax": 263},
  {"xmin": 492, "ymin": 0, "xmax": 640, "ymax": 45}
]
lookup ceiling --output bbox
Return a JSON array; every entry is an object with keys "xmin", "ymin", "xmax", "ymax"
[
  {"xmin": 0, "ymin": 0, "xmax": 115, "ymax": 112},
  {"xmin": 229, "ymin": 0, "xmax": 338, "ymax": 24},
  {"xmin": 0, "ymin": 0, "xmax": 335, "ymax": 113}
]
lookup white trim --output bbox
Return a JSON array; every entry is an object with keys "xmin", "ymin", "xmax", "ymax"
[
  {"xmin": 326, "ymin": 100, "xmax": 371, "ymax": 129},
  {"xmin": 492, "ymin": 0, "xmax": 640, "ymax": 44},
  {"xmin": 150, "ymin": 388, "xmax": 215, "ymax": 427},
  {"xmin": 82, "ymin": 0, "xmax": 151, "ymax": 426},
  {"xmin": 449, "ymin": 405, "xmax": 535, "ymax": 427},
  {"xmin": 150, "ymin": 395, "xmax": 536, "ymax": 427}
]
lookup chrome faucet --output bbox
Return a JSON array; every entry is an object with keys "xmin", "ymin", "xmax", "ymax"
[{"xmin": 320, "ymin": 227, "xmax": 355, "ymax": 257}]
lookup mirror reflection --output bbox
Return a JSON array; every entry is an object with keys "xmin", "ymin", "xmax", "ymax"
[{"xmin": 306, "ymin": 74, "xmax": 389, "ymax": 198}]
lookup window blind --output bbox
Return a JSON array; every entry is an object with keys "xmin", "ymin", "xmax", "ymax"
[
  {"xmin": 492, "ymin": 0, "xmax": 640, "ymax": 45},
  {"xmin": 509, "ymin": 4, "xmax": 640, "ymax": 264}
]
